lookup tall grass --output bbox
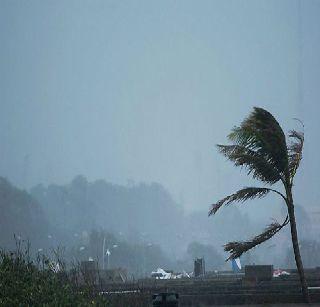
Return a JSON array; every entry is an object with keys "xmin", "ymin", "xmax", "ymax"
[{"xmin": 0, "ymin": 239, "xmax": 107, "ymax": 306}]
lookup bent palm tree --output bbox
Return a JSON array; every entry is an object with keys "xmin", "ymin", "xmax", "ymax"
[{"xmin": 209, "ymin": 107, "xmax": 309, "ymax": 302}]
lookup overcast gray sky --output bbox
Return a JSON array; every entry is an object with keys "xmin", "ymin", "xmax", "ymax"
[{"xmin": 1, "ymin": 0, "xmax": 319, "ymax": 214}]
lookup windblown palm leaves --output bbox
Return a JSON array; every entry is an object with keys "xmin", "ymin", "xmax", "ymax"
[
  {"xmin": 224, "ymin": 216, "xmax": 289, "ymax": 260},
  {"xmin": 208, "ymin": 187, "xmax": 271, "ymax": 216},
  {"xmin": 219, "ymin": 107, "xmax": 289, "ymax": 184},
  {"xmin": 209, "ymin": 107, "xmax": 304, "ymax": 260},
  {"xmin": 288, "ymin": 127, "xmax": 304, "ymax": 182}
]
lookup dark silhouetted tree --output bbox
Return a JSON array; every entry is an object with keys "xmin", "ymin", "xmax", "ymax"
[{"xmin": 209, "ymin": 107, "xmax": 309, "ymax": 302}]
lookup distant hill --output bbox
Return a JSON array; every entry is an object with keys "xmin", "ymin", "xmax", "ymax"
[
  {"xmin": 29, "ymin": 175, "xmax": 258, "ymax": 260},
  {"xmin": 0, "ymin": 177, "xmax": 49, "ymax": 249},
  {"xmin": 3, "ymin": 175, "xmax": 316, "ymax": 273},
  {"xmin": 30, "ymin": 175, "xmax": 185, "ymax": 255}
]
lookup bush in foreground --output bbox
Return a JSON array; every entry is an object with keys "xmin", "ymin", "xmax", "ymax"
[{"xmin": 0, "ymin": 246, "xmax": 108, "ymax": 306}]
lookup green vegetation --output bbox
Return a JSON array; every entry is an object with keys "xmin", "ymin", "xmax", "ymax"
[
  {"xmin": 0, "ymin": 245, "xmax": 107, "ymax": 306},
  {"xmin": 209, "ymin": 107, "xmax": 309, "ymax": 302}
]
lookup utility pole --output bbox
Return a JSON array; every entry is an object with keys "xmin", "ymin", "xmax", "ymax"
[{"xmin": 102, "ymin": 237, "xmax": 106, "ymax": 270}]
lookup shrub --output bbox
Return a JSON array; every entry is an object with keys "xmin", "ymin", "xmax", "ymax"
[{"xmin": 0, "ymin": 245, "xmax": 108, "ymax": 306}]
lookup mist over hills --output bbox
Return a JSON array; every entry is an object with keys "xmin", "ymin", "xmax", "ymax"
[
  {"xmin": 1, "ymin": 175, "xmax": 319, "ymax": 276},
  {"xmin": 0, "ymin": 177, "xmax": 48, "ymax": 250},
  {"xmin": 29, "ymin": 175, "xmax": 257, "ymax": 257},
  {"xmin": 30, "ymin": 175, "xmax": 185, "ymax": 255}
]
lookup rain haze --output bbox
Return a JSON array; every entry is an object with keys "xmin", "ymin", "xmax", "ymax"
[{"xmin": 1, "ymin": 0, "xmax": 320, "ymax": 280}]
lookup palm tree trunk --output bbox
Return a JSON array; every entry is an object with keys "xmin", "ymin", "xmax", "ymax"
[{"xmin": 287, "ymin": 194, "xmax": 310, "ymax": 302}]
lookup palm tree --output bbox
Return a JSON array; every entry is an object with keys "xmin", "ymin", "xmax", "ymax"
[{"xmin": 209, "ymin": 107, "xmax": 309, "ymax": 302}]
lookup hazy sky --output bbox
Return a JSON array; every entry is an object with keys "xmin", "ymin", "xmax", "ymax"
[{"xmin": 1, "ymin": 0, "xmax": 320, "ymax": 214}]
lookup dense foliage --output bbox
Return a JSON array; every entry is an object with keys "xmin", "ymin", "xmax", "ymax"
[{"xmin": 0, "ymin": 246, "xmax": 107, "ymax": 306}]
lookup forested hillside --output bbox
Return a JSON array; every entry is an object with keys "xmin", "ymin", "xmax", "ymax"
[
  {"xmin": 2, "ymin": 175, "xmax": 318, "ymax": 276},
  {"xmin": 0, "ymin": 177, "xmax": 49, "ymax": 249}
]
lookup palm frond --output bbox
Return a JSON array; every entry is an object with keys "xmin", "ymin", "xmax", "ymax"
[
  {"xmin": 227, "ymin": 107, "xmax": 288, "ymax": 180},
  {"xmin": 288, "ymin": 129, "xmax": 304, "ymax": 181},
  {"xmin": 218, "ymin": 144, "xmax": 281, "ymax": 184},
  {"xmin": 208, "ymin": 187, "xmax": 271, "ymax": 216},
  {"xmin": 224, "ymin": 216, "xmax": 289, "ymax": 260}
]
